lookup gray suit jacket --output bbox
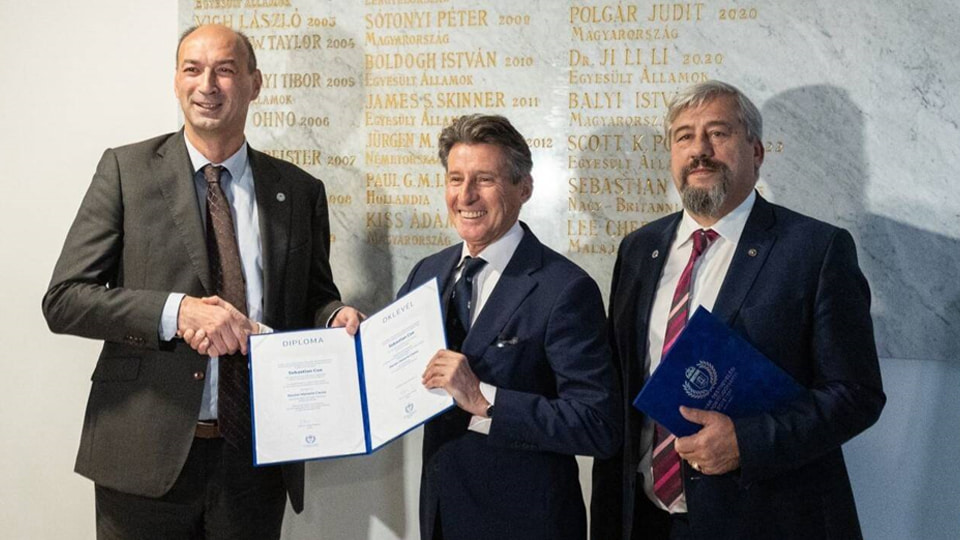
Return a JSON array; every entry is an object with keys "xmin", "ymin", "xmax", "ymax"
[{"xmin": 42, "ymin": 130, "xmax": 342, "ymax": 512}]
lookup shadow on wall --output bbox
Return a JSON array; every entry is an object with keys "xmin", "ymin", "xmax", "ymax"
[
  {"xmin": 761, "ymin": 84, "xmax": 960, "ymax": 362},
  {"xmin": 284, "ymin": 441, "xmax": 410, "ymax": 540},
  {"xmin": 762, "ymin": 85, "xmax": 960, "ymax": 540},
  {"xmin": 285, "ymin": 234, "xmax": 406, "ymax": 540},
  {"xmin": 279, "ymin": 20, "xmax": 410, "ymax": 540},
  {"xmin": 570, "ymin": 121, "xmax": 669, "ymax": 309}
]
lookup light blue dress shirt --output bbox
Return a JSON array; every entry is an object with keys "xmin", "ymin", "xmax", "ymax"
[{"xmin": 159, "ymin": 137, "xmax": 264, "ymax": 420}]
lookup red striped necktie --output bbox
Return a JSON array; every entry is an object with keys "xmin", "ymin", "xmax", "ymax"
[{"xmin": 652, "ymin": 228, "xmax": 719, "ymax": 510}]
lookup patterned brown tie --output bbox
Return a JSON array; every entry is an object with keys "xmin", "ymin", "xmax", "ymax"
[
  {"xmin": 203, "ymin": 164, "xmax": 250, "ymax": 447},
  {"xmin": 652, "ymin": 228, "xmax": 719, "ymax": 510}
]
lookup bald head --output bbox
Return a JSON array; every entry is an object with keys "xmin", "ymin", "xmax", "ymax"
[
  {"xmin": 177, "ymin": 24, "xmax": 257, "ymax": 73},
  {"xmin": 174, "ymin": 24, "xmax": 262, "ymax": 161}
]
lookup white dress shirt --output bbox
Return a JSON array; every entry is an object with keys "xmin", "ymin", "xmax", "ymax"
[
  {"xmin": 449, "ymin": 221, "xmax": 525, "ymax": 434},
  {"xmin": 640, "ymin": 190, "xmax": 756, "ymax": 512},
  {"xmin": 159, "ymin": 137, "xmax": 264, "ymax": 420}
]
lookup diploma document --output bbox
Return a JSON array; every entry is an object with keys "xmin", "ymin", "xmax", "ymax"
[
  {"xmin": 633, "ymin": 307, "xmax": 806, "ymax": 437},
  {"xmin": 249, "ymin": 279, "xmax": 454, "ymax": 465}
]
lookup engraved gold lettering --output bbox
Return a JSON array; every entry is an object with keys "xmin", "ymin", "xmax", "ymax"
[
  {"xmin": 434, "ymin": 92, "xmax": 505, "ymax": 108},
  {"xmin": 366, "ymin": 93, "xmax": 424, "ymax": 109},
  {"xmin": 569, "ymin": 5, "xmax": 638, "ymax": 24},
  {"xmin": 647, "ymin": 3, "xmax": 704, "ymax": 22},
  {"xmin": 364, "ymin": 112, "xmax": 418, "ymax": 127},
  {"xmin": 440, "ymin": 50, "xmax": 497, "ymax": 69},
  {"xmin": 367, "ymin": 131, "xmax": 415, "ymax": 148},
  {"xmin": 365, "ymin": 11, "xmax": 433, "ymax": 29},
  {"xmin": 567, "ymin": 134, "xmax": 624, "ymax": 152},
  {"xmin": 569, "ymin": 91, "xmax": 623, "ymax": 109},
  {"xmin": 567, "ymin": 219, "xmax": 599, "ymax": 236},
  {"xmin": 365, "ymin": 53, "xmax": 437, "ymax": 70},
  {"xmin": 366, "ymin": 212, "xmax": 404, "ymax": 229},
  {"xmin": 436, "ymin": 9, "xmax": 488, "ymax": 27}
]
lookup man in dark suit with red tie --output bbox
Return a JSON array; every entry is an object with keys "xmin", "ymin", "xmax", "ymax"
[
  {"xmin": 43, "ymin": 24, "xmax": 359, "ymax": 539},
  {"xmin": 398, "ymin": 114, "xmax": 621, "ymax": 540},
  {"xmin": 591, "ymin": 81, "xmax": 885, "ymax": 539}
]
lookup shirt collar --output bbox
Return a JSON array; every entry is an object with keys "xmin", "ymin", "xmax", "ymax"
[
  {"xmin": 183, "ymin": 135, "xmax": 249, "ymax": 184},
  {"xmin": 457, "ymin": 221, "xmax": 524, "ymax": 273},
  {"xmin": 677, "ymin": 189, "xmax": 756, "ymax": 246}
]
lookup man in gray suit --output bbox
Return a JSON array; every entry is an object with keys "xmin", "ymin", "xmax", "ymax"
[{"xmin": 42, "ymin": 24, "xmax": 359, "ymax": 539}]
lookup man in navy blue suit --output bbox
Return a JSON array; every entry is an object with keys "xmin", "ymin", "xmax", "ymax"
[
  {"xmin": 591, "ymin": 81, "xmax": 885, "ymax": 539},
  {"xmin": 398, "ymin": 114, "xmax": 621, "ymax": 540}
]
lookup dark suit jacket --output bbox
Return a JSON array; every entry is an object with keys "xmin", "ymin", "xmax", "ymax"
[
  {"xmin": 591, "ymin": 195, "xmax": 885, "ymax": 540},
  {"xmin": 42, "ymin": 131, "xmax": 343, "ymax": 513},
  {"xmin": 397, "ymin": 224, "xmax": 621, "ymax": 540}
]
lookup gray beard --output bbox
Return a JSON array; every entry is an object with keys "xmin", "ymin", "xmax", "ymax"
[{"xmin": 680, "ymin": 169, "xmax": 729, "ymax": 218}]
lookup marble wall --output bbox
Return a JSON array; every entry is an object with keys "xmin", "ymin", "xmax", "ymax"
[
  {"xmin": 7, "ymin": 2, "xmax": 955, "ymax": 538},
  {"xmin": 181, "ymin": 0, "xmax": 959, "ymax": 361},
  {"xmin": 193, "ymin": 0, "xmax": 960, "ymax": 538}
]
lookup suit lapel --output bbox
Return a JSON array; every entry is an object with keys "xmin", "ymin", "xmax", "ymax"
[
  {"xmin": 461, "ymin": 228, "xmax": 540, "ymax": 355},
  {"xmin": 713, "ymin": 195, "xmax": 777, "ymax": 325},
  {"xmin": 249, "ymin": 147, "xmax": 292, "ymax": 325},
  {"xmin": 628, "ymin": 215, "xmax": 679, "ymax": 377},
  {"xmin": 156, "ymin": 131, "xmax": 213, "ymax": 293},
  {"xmin": 435, "ymin": 247, "xmax": 461, "ymax": 313}
]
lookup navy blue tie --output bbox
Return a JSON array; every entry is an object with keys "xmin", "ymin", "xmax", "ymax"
[{"xmin": 446, "ymin": 256, "xmax": 486, "ymax": 351}]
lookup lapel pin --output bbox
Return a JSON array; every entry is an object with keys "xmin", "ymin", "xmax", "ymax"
[
  {"xmin": 652, "ymin": 250, "xmax": 659, "ymax": 259},
  {"xmin": 748, "ymin": 248, "xmax": 758, "ymax": 257},
  {"xmin": 276, "ymin": 192, "xmax": 286, "ymax": 202}
]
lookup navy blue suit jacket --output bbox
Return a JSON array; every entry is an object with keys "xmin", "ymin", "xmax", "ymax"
[
  {"xmin": 591, "ymin": 195, "xmax": 885, "ymax": 539},
  {"xmin": 398, "ymin": 224, "xmax": 621, "ymax": 540}
]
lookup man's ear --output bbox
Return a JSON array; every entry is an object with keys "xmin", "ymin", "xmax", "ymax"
[
  {"xmin": 753, "ymin": 137, "xmax": 765, "ymax": 171},
  {"xmin": 251, "ymin": 69, "xmax": 263, "ymax": 101},
  {"xmin": 520, "ymin": 175, "xmax": 533, "ymax": 203}
]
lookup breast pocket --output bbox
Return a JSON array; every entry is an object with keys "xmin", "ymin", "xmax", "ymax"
[{"xmin": 479, "ymin": 333, "xmax": 557, "ymax": 395}]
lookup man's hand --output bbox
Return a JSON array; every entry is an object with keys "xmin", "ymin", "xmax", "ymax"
[
  {"xmin": 422, "ymin": 349, "xmax": 488, "ymax": 416},
  {"xmin": 329, "ymin": 306, "xmax": 364, "ymax": 336},
  {"xmin": 674, "ymin": 406, "xmax": 741, "ymax": 475},
  {"xmin": 178, "ymin": 296, "xmax": 255, "ymax": 356}
]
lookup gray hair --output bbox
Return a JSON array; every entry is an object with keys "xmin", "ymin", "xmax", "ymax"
[
  {"xmin": 438, "ymin": 114, "xmax": 533, "ymax": 184},
  {"xmin": 665, "ymin": 80, "xmax": 763, "ymax": 142},
  {"xmin": 177, "ymin": 25, "xmax": 258, "ymax": 73}
]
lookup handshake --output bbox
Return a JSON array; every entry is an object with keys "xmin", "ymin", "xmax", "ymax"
[{"xmin": 176, "ymin": 295, "xmax": 362, "ymax": 357}]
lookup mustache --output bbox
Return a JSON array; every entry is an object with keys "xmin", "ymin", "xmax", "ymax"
[
  {"xmin": 683, "ymin": 156, "xmax": 724, "ymax": 175},
  {"xmin": 681, "ymin": 157, "xmax": 729, "ymax": 187}
]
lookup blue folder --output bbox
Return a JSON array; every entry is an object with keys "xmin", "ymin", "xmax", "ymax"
[{"xmin": 632, "ymin": 307, "xmax": 806, "ymax": 437}]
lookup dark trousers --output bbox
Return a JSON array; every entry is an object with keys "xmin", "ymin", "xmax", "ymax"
[
  {"xmin": 632, "ymin": 474, "xmax": 692, "ymax": 540},
  {"xmin": 95, "ymin": 437, "xmax": 286, "ymax": 540}
]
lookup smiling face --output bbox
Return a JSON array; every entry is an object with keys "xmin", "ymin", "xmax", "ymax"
[
  {"xmin": 174, "ymin": 25, "xmax": 261, "ymax": 150},
  {"xmin": 444, "ymin": 143, "xmax": 532, "ymax": 256},
  {"xmin": 669, "ymin": 94, "xmax": 764, "ymax": 223}
]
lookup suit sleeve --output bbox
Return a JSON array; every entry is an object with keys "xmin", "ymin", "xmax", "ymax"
[
  {"xmin": 308, "ymin": 180, "xmax": 344, "ymax": 327},
  {"xmin": 42, "ymin": 148, "xmax": 168, "ymax": 349},
  {"xmin": 395, "ymin": 258, "xmax": 425, "ymax": 299},
  {"xmin": 486, "ymin": 274, "xmax": 623, "ymax": 459},
  {"xmin": 734, "ymin": 228, "xmax": 886, "ymax": 485},
  {"xmin": 591, "ymin": 249, "xmax": 630, "ymax": 539}
]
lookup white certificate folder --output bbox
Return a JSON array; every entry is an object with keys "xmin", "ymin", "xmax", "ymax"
[{"xmin": 248, "ymin": 279, "xmax": 454, "ymax": 465}]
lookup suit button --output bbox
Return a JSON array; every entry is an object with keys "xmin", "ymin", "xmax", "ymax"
[{"xmin": 193, "ymin": 371, "xmax": 205, "ymax": 381}]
